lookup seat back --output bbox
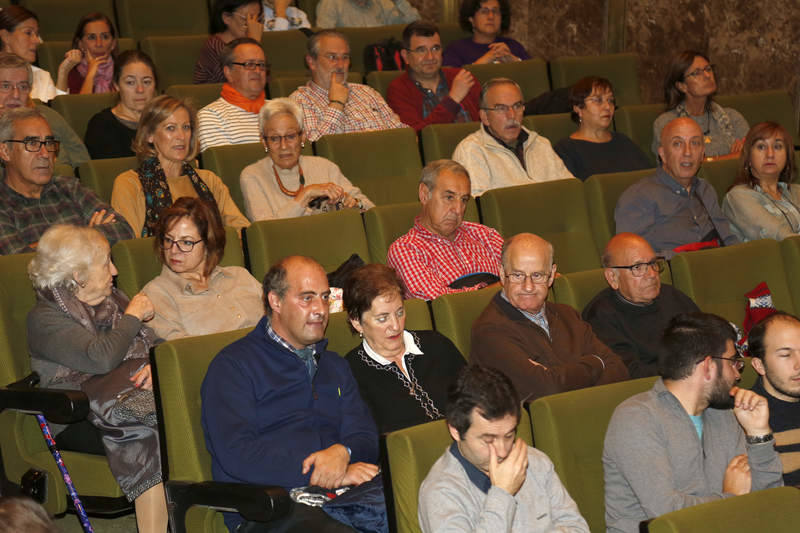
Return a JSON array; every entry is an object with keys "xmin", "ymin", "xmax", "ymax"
[
  {"xmin": 365, "ymin": 70, "xmax": 404, "ymax": 99},
  {"xmin": 246, "ymin": 209, "xmax": 369, "ymax": 282},
  {"xmin": 645, "ymin": 486, "xmax": 800, "ymax": 533},
  {"xmin": 670, "ymin": 239, "xmax": 795, "ymax": 325},
  {"xmin": 166, "ymin": 83, "xmax": 224, "ymax": 112},
  {"xmin": 437, "ymin": 22, "xmax": 471, "ymax": 48},
  {"xmin": 261, "ymin": 30, "xmax": 309, "ymax": 76},
  {"xmin": 549, "ymin": 53, "xmax": 642, "ymax": 106},
  {"xmin": 584, "ymin": 168, "xmax": 655, "ymax": 251},
  {"xmin": 419, "ymin": 122, "xmax": 478, "ymax": 164},
  {"xmin": 385, "ymin": 414, "xmax": 533, "ymax": 533},
  {"xmin": 430, "ymin": 286, "xmax": 501, "ymax": 359},
  {"xmin": 50, "ymin": 92, "xmax": 119, "ymax": 140},
  {"xmin": 268, "ymin": 71, "xmax": 362, "ymax": 98},
  {"xmin": 552, "ymin": 266, "xmax": 672, "ymax": 313},
  {"xmin": 112, "ymin": 227, "xmax": 244, "ymax": 297},
  {"xmin": 479, "ymin": 180, "xmax": 601, "ymax": 272},
  {"xmin": 716, "ymin": 90, "xmax": 797, "ymax": 140},
  {"xmin": 698, "ymin": 158, "xmax": 741, "ymax": 204},
  {"xmin": 38, "ymin": 39, "xmax": 137, "ymax": 80},
  {"xmin": 781, "ymin": 235, "xmax": 800, "ymax": 314},
  {"xmin": 116, "ymin": 0, "xmax": 209, "ymax": 40},
  {"xmin": 523, "ymin": 113, "xmax": 575, "ymax": 145},
  {"xmin": 530, "ymin": 376, "xmax": 658, "ymax": 533},
  {"xmin": 315, "ymin": 128, "xmax": 422, "ymax": 206},
  {"xmin": 338, "ymin": 25, "xmax": 405, "ymax": 74},
  {"xmin": 614, "ymin": 103, "xmax": 663, "ymax": 167},
  {"xmin": 21, "ymin": 0, "xmax": 116, "ymax": 40},
  {"xmin": 465, "ymin": 58, "xmax": 550, "ymax": 101},
  {"xmin": 78, "ymin": 156, "xmax": 138, "ymax": 203},
  {"xmin": 140, "ymin": 34, "xmax": 211, "ymax": 88}
]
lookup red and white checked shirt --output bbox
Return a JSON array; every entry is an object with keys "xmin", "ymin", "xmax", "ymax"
[
  {"xmin": 290, "ymin": 80, "xmax": 406, "ymax": 141},
  {"xmin": 387, "ymin": 217, "xmax": 503, "ymax": 300}
]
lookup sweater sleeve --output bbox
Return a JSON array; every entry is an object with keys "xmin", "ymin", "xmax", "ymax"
[
  {"xmin": 61, "ymin": 176, "xmax": 134, "ymax": 245},
  {"xmin": 452, "ymin": 135, "xmax": 493, "ymax": 197},
  {"xmin": 387, "ymin": 72, "xmax": 469, "ymax": 132},
  {"xmin": 111, "ymin": 170, "xmax": 146, "ymax": 237}
]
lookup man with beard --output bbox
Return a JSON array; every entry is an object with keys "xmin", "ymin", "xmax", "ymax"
[
  {"xmin": 747, "ymin": 312, "xmax": 800, "ymax": 486},
  {"xmin": 603, "ymin": 312, "xmax": 783, "ymax": 533},
  {"xmin": 452, "ymin": 78, "xmax": 574, "ymax": 197}
]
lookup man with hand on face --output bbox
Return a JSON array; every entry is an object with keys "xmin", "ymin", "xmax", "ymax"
[
  {"xmin": 583, "ymin": 233, "xmax": 699, "ymax": 378},
  {"xmin": 197, "ymin": 38, "xmax": 268, "ymax": 151},
  {"xmin": 202, "ymin": 255, "xmax": 379, "ymax": 532},
  {"xmin": 386, "ymin": 21, "xmax": 481, "ymax": 132},
  {"xmin": 453, "ymin": 78, "xmax": 574, "ymax": 197},
  {"xmin": 603, "ymin": 312, "xmax": 783, "ymax": 533},
  {"xmin": 419, "ymin": 364, "xmax": 589, "ymax": 533},
  {"xmin": 615, "ymin": 116, "xmax": 739, "ymax": 258},
  {"xmin": 290, "ymin": 30, "xmax": 406, "ymax": 142}
]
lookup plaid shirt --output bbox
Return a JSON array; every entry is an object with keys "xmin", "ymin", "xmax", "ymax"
[
  {"xmin": 0, "ymin": 175, "xmax": 134, "ymax": 255},
  {"xmin": 290, "ymin": 80, "xmax": 406, "ymax": 142},
  {"xmin": 416, "ymin": 73, "xmax": 471, "ymax": 123},
  {"xmin": 387, "ymin": 217, "xmax": 503, "ymax": 300},
  {"xmin": 264, "ymin": 316, "xmax": 318, "ymax": 378}
]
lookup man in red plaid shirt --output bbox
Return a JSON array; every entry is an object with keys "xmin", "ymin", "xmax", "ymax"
[{"xmin": 387, "ymin": 159, "xmax": 503, "ymax": 300}]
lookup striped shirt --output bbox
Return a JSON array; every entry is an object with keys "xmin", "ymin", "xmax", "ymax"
[
  {"xmin": 387, "ymin": 217, "xmax": 503, "ymax": 300},
  {"xmin": 197, "ymin": 98, "xmax": 261, "ymax": 152},
  {"xmin": 289, "ymin": 80, "xmax": 406, "ymax": 142}
]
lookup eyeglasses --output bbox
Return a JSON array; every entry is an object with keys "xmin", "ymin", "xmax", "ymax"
[
  {"xmin": 234, "ymin": 12, "xmax": 266, "ymax": 24},
  {"xmin": 708, "ymin": 355, "xmax": 745, "ymax": 372},
  {"xmin": 231, "ymin": 61, "xmax": 268, "ymax": 71},
  {"xmin": 406, "ymin": 45, "xmax": 442, "ymax": 55},
  {"xmin": 0, "ymin": 81, "xmax": 32, "ymax": 93},
  {"xmin": 4, "ymin": 138, "xmax": 60, "ymax": 152},
  {"xmin": 584, "ymin": 96, "xmax": 616, "ymax": 107},
  {"xmin": 608, "ymin": 258, "xmax": 666, "ymax": 277},
  {"xmin": 685, "ymin": 64, "xmax": 714, "ymax": 79},
  {"xmin": 482, "ymin": 101, "xmax": 525, "ymax": 114},
  {"xmin": 264, "ymin": 132, "xmax": 300, "ymax": 145},
  {"xmin": 505, "ymin": 271, "xmax": 551, "ymax": 285},
  {"xmin": 161, "ymin": 236, "xmax": 203, "ymax": 252},
  {"xmin": 476, "ymin": 7, "xmax": 501, "ymax": 16}
]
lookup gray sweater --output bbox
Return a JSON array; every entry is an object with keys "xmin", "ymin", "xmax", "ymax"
[{"xmin": 603, "ymin": 378, "xmax": 783, "ymax": 533}]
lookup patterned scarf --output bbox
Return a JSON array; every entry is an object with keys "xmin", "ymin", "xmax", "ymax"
[
  {"xmin": 675, "ymin": 100, "xmax": 736, "ymax": 148},
  {"xmin": 136, "ymin": 156, "xmax": 215, "ymax": 237},
  {"xmin": 76, "ymin": 57, "xmax": 114, "ymax": 93}
]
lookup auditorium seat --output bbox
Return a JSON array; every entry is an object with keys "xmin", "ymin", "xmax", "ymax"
[
  {"xmin": 698, "ymin": 158, "xmax": 740, "ymax": 204},
  {"xmin": 261, "ymin": 30, "xmax": 309, "ymax": 77},
  {"xmin": 50, "ymin": 92, "xmax": 118, "ymax": 141},
  {"xmin": 437, "ymin": 22, "xmax": 471, "ymax": 48},
  {"xmin": 166, "ymin": 83, "xmax": 224, "ymax": 112},
  {"xmin": 584, "ymin": 168, "xmax": 655, "ymax": 251},
  {"xmin": 419, "ymin": 121, "xmax": 478, "ymax": 164},
  {"xmin": 365, "ymin": 70, "xmax": 404, "ymax": 99},
  {"xmin": 781, "ymin": 236, "xmax": 800, "ymax": 316},
  {"xmin": 314, "ymin": 128, "xmax": 423, "ymax": 206},
  {"xmin": 549, "ymin": 52, "xmax": 642, "ymax": 106},
  {"xmin": 338, "ymin": 24, "xmax": 405, "ymax": 74},
  {"xmin": 552, "ymin": 265, "xmax": 672, "ymax": 313},
  {"xmin": 268, "ymin": 71, "xmax": 362, "ymax": 98},
  {"xmin": 78, "ymin": 156, "xmax": 137, "ymax": 203},
  {"xmin": 613, "ymin": 103, "xmax": 663, "ymax": 167},
  {"xmin": 479, "ymin": 179, "xmax": 602, "ymax": 273},
  {"xmin": 140, "ymin": 34, "xmax": 210, "ymax": 89},
  {"xmin": 115, "ymin": 0, "xmax": 209, "ymax": 40},
  {"xmin": 716, "ymin": 89, "xmax": 798, "ymax": 139},
  {"xmin": 465, "ymin": 58, "xmax": 550, "ymax": 102},
  {"xmin": 523, "ymin": 112, "xmax": 575, "ymax": 145},
  {"xmin": 430, "ymin": 286, "xmax": 501, "ymax": 359},
  {"xmin": 19, "ymin": 0, "xmax": 116, "ymax": 41}
]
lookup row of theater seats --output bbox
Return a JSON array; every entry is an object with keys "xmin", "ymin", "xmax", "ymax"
[{"xmin": 4, "ymin": 236, "xmax": 800, "ymax": 531}]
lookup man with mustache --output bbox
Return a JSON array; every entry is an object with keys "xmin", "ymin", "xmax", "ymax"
[
  {"xmin": 603, "ymin": 312, "xmax": 783, "ymax": 533},
  {"xmin": 582, "ymin": 233, "xmax": 699, "ymax": 378},
  {"xmin": 197, "ymin": 38, "xmax": 267, "ymax": 151},
  {"xmin": 290, "ymin": 30, "xmax": 406, "ymax": 142},
  {"xmin": 452, "ymin": 78, "xmax": 575, "ymax": 197},
  {"xmin": 0, "ymin": 107, "xmax": 133, "ymax": 254},
  {"xmin": 471, "ymin": 232, "xmax": 628, "ymax": 402},
  {"xmin": 386, "ymin": 21, "xmax": 480, "ymax": 132},
  {"xmin": 387, "ymin": 159, "xmax": 503, "ymax": 300}
]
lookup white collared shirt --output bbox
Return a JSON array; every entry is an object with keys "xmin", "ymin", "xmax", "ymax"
[{"xmin": 360, "ymin": 330, "xmax": 423, "ymax": 376}]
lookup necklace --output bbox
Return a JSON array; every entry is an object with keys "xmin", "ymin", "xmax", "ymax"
[
  {"xmin": 765, "ymin": 188, "xmax": 800, "ymax": 232},
  {"xmin": 702, "ymin": 108, "xmax": 711, "ymax": 144},
  {"xmin": 273, "ymin": 164, "xmax": 305, "ymax": 197}
]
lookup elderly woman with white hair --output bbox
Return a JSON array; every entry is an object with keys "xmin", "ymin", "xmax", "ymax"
[
  {"xmin": 239, "ymin": 97, "xmax": 374, "ymax": 221},
  {"xmin": 26, "ymin": 225, "xmax": 167, "ymax": 533}
]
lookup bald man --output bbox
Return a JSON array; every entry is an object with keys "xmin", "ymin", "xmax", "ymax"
[
  {"xmin": 582, "ymin": 233, "xmax": 699, "ymax": 378},
  {"xmin": 471, "ymin": 233, "xmax": 628, "ymax": 402},
  {"xmin": 614, "ymin": 117, "xmax": 738, "ymax": 258}
]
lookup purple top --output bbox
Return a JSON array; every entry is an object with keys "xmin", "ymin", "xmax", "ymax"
[{"xmin": 442, "ymin": 36, "xmax": 530, "ymax": 67}]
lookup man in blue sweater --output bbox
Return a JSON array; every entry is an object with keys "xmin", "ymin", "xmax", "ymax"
[{"xmin": 202, "ymin": 255, "xmax": 379, "ymax": 532}]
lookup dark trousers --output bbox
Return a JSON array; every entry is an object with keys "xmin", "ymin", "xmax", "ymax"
[{"xmin": 237, "ymin": 503, "xmax": 356, "ymax": 533}]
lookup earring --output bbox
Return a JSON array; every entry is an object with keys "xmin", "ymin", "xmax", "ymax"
[
  {"xmin": 264, "ymin": 146, "xmax": 269, "ymax": 154},
  {"xmin": 301, "ymin": 141, "xmax": 305, "ymax": 148},
  {"xmin": 358, "ymin": 332, "xmax": 363, "ymax": 338}
]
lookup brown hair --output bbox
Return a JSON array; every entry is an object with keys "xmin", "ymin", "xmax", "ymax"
[
  {"xmin": 343, "ymin": 264, "xmax": 404, "ymax": 332},
  {"xmin": 568, "ymin": 76, "xmax": 614, "ymax": 124},
  {"xmin": 153, "ymin": 197, "xmax": 226, "ymax": 277},
  {"xmin": 71, "ymin": 12, "xmax": 117, "ymax": 54},
  {"xmin": 0, "ymin": 6, "xmax": 37, "ymax": 40},
  {"xmin": 730, "ymin": 121, "xmax": 796, "ymax": 190},
  {"xmin": 663, "ymin": 50, "xmax": 712, "ymax": 110},
  {"xmin": 132, "ymin": 95, "xmax": 199, "ymax": 162}
]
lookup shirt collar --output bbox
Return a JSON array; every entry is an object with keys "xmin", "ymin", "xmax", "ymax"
[
  {"xmin": 413, "ymin": 215, "xmax": 465, "ymax": 242},
  {"xmin": 449, "ymin": 442, "xmax": 491, "ymax": 493},
  {"xmin": 361, "ymin": 330, "xmax": 423, "ymax": 372},
  {"xmin": 482, "ymin": 123, "xmax": 529, "ymax": 152},
  {"xmin": 656, "ymin": 166, "xmax": 697, "ymax": 193},
  {"xmin": 500, "ymin": 290, "xmax": 546, "ymax": 322},
  {"xmin": 264, "ymin": 315, "xmax": 319, "ymax": 358},
  {"xmin": 157, "ymin": 264, "xmax": 227, "ymax": 295}
]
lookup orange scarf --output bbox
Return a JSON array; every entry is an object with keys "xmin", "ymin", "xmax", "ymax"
[{"xmin": 221, "ymin": 83, "xmax": 266, "ymax": 114}]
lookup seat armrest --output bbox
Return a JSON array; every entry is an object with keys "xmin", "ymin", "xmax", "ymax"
[
  {"xmin": 0, "ymin": 387, "xmax": 89, "ymax": 424},
  {"xmin": 165, "ymin": 480, "xmax": 291, "ymax": 533}
]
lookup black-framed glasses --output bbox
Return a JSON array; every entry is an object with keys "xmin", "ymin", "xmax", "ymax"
[
  {"xmin": 231, "ymin": 61, "xmax": 268, "ymax": 71},
  {"xmin": 608, "ymin": 257, "xmax": 666, "ymax": 277},
  {"xmin": 406, "ymin": 44, "xmax": 442, "ymax": 55},
  {"xmin": 685, "ymin": 64, "xmax": 714, "ymax": 79},
  {"xmin": 4, "ymin": 138, "xmax": 60, "ymax": 153},
  {"xmin": 708, "ymin": 355, "xmax": 745, "ymax": 372},
  {"xmin": 481, "ymin": 101, "xmax": 525, "ymax": 114},
  {"xmin": 161, "ymin": 236, "xmax": 203, "ymax": 252},
  {"xmin": 264, "ymin": 132, "xmax": 300, "ymax": 145},
  {"xmin": 505, "ymin": 271, "xmax": 551, "ymax": 285}
]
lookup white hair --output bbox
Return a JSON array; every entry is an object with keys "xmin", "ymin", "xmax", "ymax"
[
  {"xmin": 258, "ymin": 97, "xmax": 305, "ymax": 136},
  {"xmin": 28, "ymin": 225, "xmax": 107, "ymax": 292}
]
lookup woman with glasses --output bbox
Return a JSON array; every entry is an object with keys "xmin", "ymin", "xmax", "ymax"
[
  {"xmin": 554, "ymin": 76, "xmax": 651, "ymax": 181},
  {"xmin": 722, "ymin": 122, "xmax": 799, "ymax": 242},
  {"xmin": 142, "ymin": 197, "xmax": 262, "ymax": 340},
  {"xmin": 194, "ymin": 0, "xmax": 264, "ymax": 84},
  {"xmin": 111, "ymin": 95, "xmax": 249, "ymax": 237},
  {"xmin": 652, "ymin": 50, "xmax": 748, "ymax": 160},
  {"xmin": 240, "ymin": 97, "xmax": 373, "ymax": 221},
  {"xmin": 443, "ymin": 0, "xmax": 530, "ymax": 67}
]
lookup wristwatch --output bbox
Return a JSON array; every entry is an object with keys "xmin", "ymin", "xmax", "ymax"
[{"xmin": 745, "ymin": 433, "xmax": 774, "ymax": 445}]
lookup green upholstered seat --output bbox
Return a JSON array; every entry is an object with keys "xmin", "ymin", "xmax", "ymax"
[
  {"xmin": 112, "ymin": 226, "xmax": 244, "ymax": 298},
  {"xmin": 437, "ymin": 22, "xmax": 471, "ymax": 48},
  {"xmin": 296, "ymin": 0, "xmax": 319, "ymax": 26},
  {"xmin": 419, "ymin": 121, "xmax": 479, "ymax": 164},
  {"xmin": 465, "ymin": 58, "xmax": 550, "ymax": 101},
  {"xmin": 523, "ymin": 113, "xmax": 575, "ymax": 145},
  {"xmin": 54, "ymin": 163, "xmax": 75, "ymax": 178},
  {"xmin": 116, "ymin": 0, "xmax": 209, "ymax": 40},
  {"xmin": 140, "ymin": 34, "xmax": 211, "ymax": 89},
  {"xmin": 261, "ymin": 30, "xmax": 309, "ymax": 76},
  {"xmin": 314, "ymin": 128, "xmax": 422, "ymax": 206},
  {"xmin": 584, "ymin": 168, "xmax": 655, "ymax": 252},
  {"xmin": 552, "ymin": 266, "xmax": 672, "ymax": 314},
  {"xmin": 0, "ymin": 252, "xmax": 127, "ymax": 515},
  {"xmin": 338, "ymin": 25, "xmax": 405, "ymax": 74},
  {"xmin": 670, "ymin": 239, "xmax": 795, "ymax": 326},
  {"xmin": 20, "ymin": 0, "xmax": 115, "ymax": 40},
  {"xmin": 245, "ymin": 209, "xmax": 370, "ymax": 282},
  {"xmin": 78, "ymin": 156, "xmax": 137, "ymax": 204},
  {"xmin": 698, "ymin": 158, "xmax": 740, "ymax": 204},
  {"xmin": 50, "ymin": 92, "xmax": 119, "ymax": 140},
  {"xmin": 268, "ymin": 71, "xmax": 362, "ymax": 98},
  {"xmin": 614, "ymin": 103, "xmax": 663, "ymax": 167},
  {"xmin": 166, "ymin": 83, "xmax": 224, "ymax": 112},
  {"xmin": 716, "ymin": 90, "xmax": 797, "ymax": 139},
  {"xmin": 780, "ymin": 235, "xmax": 800, "ymax": 315},
  {"xmin": 365, "ymin": 70, "xmax": 404, "ymax": 99},
  {"xmin": 643, "ymin": 486, "xmax": 800, "ymax": 533},
  {"xmin": 430, "ymin": 285, "xmax": 501, "ymax": 360},
  {"xmin": 549, "ymin": 53, "xmax": 642, "ymax": 106},
  {"xmin": 385, "ymin": 413, "xmax": 534, "ymax": 533},
  {"xmin": 38, "ymin": 39, "xmax": 137, "ymax": 80},
  {"xmin": 529, "ymin": 376, "xmax": 658, "ymax": 533},
  {"xmin": 363, "ymin": 199, "xmax": 479, "ymax": 264},
  {"xmin": 479, "ymin": 179, "xmax": 601, "ymax": 273}
]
